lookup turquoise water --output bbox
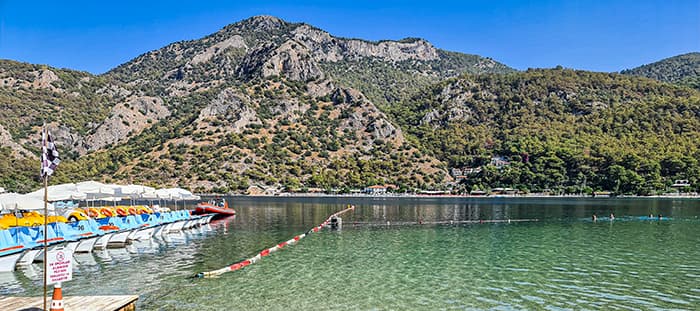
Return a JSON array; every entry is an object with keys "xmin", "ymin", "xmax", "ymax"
[{"xmin": 1, "ymin": 197, "xmax": 699, "ymax": 310}]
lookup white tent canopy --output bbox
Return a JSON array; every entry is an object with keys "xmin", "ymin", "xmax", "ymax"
[
  {"xmin": 158, "ymin": 188, "xmax": 200, "ymax": 201},
  {"xmin": 11, "ymin": 181, "xmax": 200, "ymax": 210},
  {"xmin": 173, "ymin": 188, "xmax": 200, "ymax": 201},
  {"xmin": 155, "ymin": 189, "xmax": 175, "ymax": 200},
  {"xmin": 26, "ymin": 183, "xmax": 87, "ymax": 201},
  {"xmin": 140, "ymin": 190, "xmax": 160, "ymax": 200},
  {"xmin": 115, "ymin": 184, "xmax": 156, "ymax": 199},
  {"xmin": 0, "ymin": 193, "xmax": 55, "ymax": 212},
  {"xmin": 76, "ymin": 181, "xmax": 118, "ymax": 200}
]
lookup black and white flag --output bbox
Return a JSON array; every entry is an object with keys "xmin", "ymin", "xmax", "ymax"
[{"xmin": 41, "ymin": 129, "xmax": 60, "ymax": 177}]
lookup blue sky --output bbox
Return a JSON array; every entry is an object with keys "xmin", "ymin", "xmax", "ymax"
[{"xmin": 0, "ymin": 0, "xmax": 698, "ymax": 74}]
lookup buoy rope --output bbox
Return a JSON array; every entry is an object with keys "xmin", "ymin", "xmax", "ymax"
[
  {"xmin": 350, "ymin": 219, "xmax": 539, "ymax": 226},
  {"xmin": 196, "ymin": 205, "xmax": 355, "ymax": 278}
]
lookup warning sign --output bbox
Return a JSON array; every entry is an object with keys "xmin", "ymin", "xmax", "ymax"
[{"xmin": 47, "ymin": 249, "xmax": 72, "ymax": 285}]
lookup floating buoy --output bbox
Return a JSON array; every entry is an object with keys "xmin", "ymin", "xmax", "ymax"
[
  {"xmin": 196, "ymin": 205, "xmax": 356, "ymax": 278},
  {"xmin": 329, "ymin": 216, "xmax": 342, "ymax": 230}
]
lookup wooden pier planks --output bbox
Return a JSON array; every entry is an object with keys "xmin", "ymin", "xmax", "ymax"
[{"xmin": 0, "ymin": 295, "xmax": 138, "ymax": 311}]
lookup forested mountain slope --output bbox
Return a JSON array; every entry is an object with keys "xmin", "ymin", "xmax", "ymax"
[
  {"xmin": 389, "ymin": 68, "xmax": 700, "ymax": 194},
  {"xmin": 0, "ymin": 16, "xmax": 510, "ymax": 193},
  {"xmin": 621, "ymin": 52, "xmax": 700, "ymax": 89}
]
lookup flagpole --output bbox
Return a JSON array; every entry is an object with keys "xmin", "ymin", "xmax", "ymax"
[
  {"xmin": 42, "ymin": 125, "xmax": 48, "ymax": 311},
  {"xmin": 43, "ymin": 174, "xmax": 48, "ymax": 311}
]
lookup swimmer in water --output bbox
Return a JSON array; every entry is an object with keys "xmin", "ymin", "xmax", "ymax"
[
  {"xmin": 610, "ymin": 213, "xmax": 615, "ymax": 221},
  {"xmin": 592, "ymin": 214, "xmax": 597, "ymax": 222}
]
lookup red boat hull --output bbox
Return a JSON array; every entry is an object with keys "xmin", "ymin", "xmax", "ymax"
[{"xmin": 193, "ymin": 203, "xmax": 236, "ymax": 216}]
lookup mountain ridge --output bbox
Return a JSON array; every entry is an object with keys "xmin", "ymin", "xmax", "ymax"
[
  {"xmin": 621, "ymin": 52, "xmax": 700, "ymax": 89},
  {"xmin": 0, "ymin": 16, "xmax": 698, "ymax": 195}
]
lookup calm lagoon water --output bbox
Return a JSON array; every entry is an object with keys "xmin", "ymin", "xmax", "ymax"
[{"xmin": 1, "ymin": 197, "xmax": 699, "ymax": 310}]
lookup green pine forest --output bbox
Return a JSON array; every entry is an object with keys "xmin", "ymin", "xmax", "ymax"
[{"xmin": 389, "ymin": 69, "xmax": 700, "ymax": 195}]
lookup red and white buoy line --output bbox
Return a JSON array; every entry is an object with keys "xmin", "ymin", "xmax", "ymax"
[{"xmin": 196, "ymin": 205, "xmax": 355, "ymax": 278}]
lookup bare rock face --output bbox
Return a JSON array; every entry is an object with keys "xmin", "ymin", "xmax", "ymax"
[
  {"xmin": 368, "ymin": 118, "xmax": 398, "ymax": 140},
  {"xmin": 198, "ymin": 88, "xmax": 260, "ymax": 131},
  {"xmin": 234, "ymin": 23, "xmax": 440, "ymax": 83},
  {"xmin": 262, "ymin": 40, "xmax": 324, "ymax": 81},
  {"xmin": 190, "ymin": 35, "xmax": 248, "ymax": 65},
  {"xmin": 85, "ymin": 96, "xmax": 169, "ymax": 151},
  {"xmin": 306, "ymin": 79, "xmax": 336, "ymax": 98},
  {"xmin": 0, "ymin": 68, "xmax": 62, "ymax": 92},
  {"xmin": 421, "ymin": 80, "xmax": 480, "ymax": 126},
  {"xmin": 237, "ymin": 40, "xmax": 323, "ymax": 82},
  {"xmin": 237, "ymin": 15, "xmax": 287, "ymax": 32},
  {"xmin": 236, "ymin": 43, "xmax": 277, "ymax": 79},
  {"xmin": 420, "ymin": 109, "xmax": 441, "ymax": 126},
  {"xmin": 48, "ymin": 124, "xmax": 87, "ymax": 154},
  {"xmin": 343, "ymin": 39, "xmax": 439, "ymax": 62},
  {"xmin": 328, "ymin": 86, "xmax": 406, "ymax": 148},
  {"xmin": 292, "ymin": 25, "xmax": 343, "ymax": 61},
  {"xmin": 0, "ymin": 124, "xmax": 34, "ymax": 158},
  {"xmin": 293, "ymin": 24, "xmax": 440, "ymax": 62},
  {"xmin": 33, "ymin": 69, "xmax": 59, "ymax": 89},
  {"xmin": 330, "ymin": 87, "xmax": 367, "ymax": 105}
]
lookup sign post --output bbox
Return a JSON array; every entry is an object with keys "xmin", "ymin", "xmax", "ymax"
[{"xmin": 47, "ymin": 248, "xmax": 73, "ymax": 285}]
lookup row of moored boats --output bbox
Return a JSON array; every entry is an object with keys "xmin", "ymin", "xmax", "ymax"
[{"xmin": 0, "ymin": 208, "xmax": 219, "ymax": 272}]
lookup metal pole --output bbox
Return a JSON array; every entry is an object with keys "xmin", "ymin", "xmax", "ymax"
[{"xmin": 43, "ymin": 175, "xmax": 48, "ymax": 311}]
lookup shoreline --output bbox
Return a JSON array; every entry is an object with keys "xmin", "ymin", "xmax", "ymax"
[{"xmin": 198, "ymin": 193, "xmax": 700, "ymax": 200}]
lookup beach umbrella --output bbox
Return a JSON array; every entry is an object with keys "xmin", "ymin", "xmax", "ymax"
[
  {"xmin": 140, "ymin": 190, "xmax": 159, "ymax": 200},
  {"xmin": 26, "ymin": 183, "xmax": 87, "ymax": 201},
  {"xmin": 117, "ymin": 184, "xmax": 155, "ymax": 197},
  {"xmin": 160, "ymin": 188, "xmax": 201, "ymax": 210},
  {"xmin": 76, "ymin": 181, "xmax": 118, "ymax": 200},
  {"xmin": 155, "ymin": 189, "xmax": 173, "ymax": 200},
  {"xmin": 76, "ymin": 181, "xmax": 116, "ymax": 194},
  {"xmin": 164, "ymin": 187, "xmax": 200, "ymax": 200},
  {"xmin": 0, "ymin": 193, "xmax": 55, "ymax": 211}
]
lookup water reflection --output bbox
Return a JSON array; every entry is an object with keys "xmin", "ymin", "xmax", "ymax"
[{"xmin": 1, "ymin": 197, "xmax": 698, "ymax": 310}]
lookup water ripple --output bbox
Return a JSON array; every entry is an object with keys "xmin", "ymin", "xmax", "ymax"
[{"xmin": 2, "ymin": 201, "xmax": 700, "ymax": 310}]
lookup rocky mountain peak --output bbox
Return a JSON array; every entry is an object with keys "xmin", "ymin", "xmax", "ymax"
[
  {"xmin": 291, "ymin": 23, "xmax": 439, "ymax": 62},
  {"xmin": 232, "ymin": 15, "xmax": 289, "ymax": 32}
]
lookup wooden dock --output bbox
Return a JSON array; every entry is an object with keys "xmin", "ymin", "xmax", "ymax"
[{"xmin": 0, "ymin": 295, "xmax": 138, "ymax": 311}]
